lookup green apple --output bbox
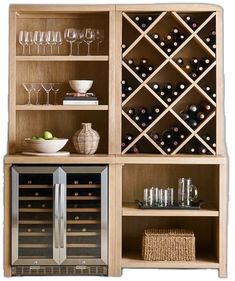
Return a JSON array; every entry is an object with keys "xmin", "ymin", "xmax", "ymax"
[
  {"xmin": 31, "ymin": 135, "xmax": 38, "ymax": 140},
  {"xmin": 43, "ymin": 131, "xmax": 53, "ymax": 140}
]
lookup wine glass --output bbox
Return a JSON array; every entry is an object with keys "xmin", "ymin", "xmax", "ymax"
[
  {"xmin": 32, "ymin": 83, "xmax": 42, "ymax": 105},
  {"xmin": 25, "ymin": 31, "xmax": 34, "ymax": 55},
  {"xmin": 40, "ymin": 31, "xmax": 48, "ymax": 55},
  {"xmin": 95, "ymin": 29, "xmax": 104, "ymax": 54},
  {"xmin": 41, "ymin": 83, "xmax": 52, "ymax": 105},
  {"xmin": 23, "ymin": 83, "xmax": 34, "ymax": 105},
  {"xmin": 19, "ymin": 30, "xmax": 27, "ymax": 55},
  {"xmin": 46, "ymin": 31, "xmax": 56, "ymax": 55},
  {"xmin": 33, "ymin": 31, "xmax": 42, "ymax": 55},
  {"xmin": 76, "ymin": 29, "xmax": 84, "ymax": 55},
  {"xmin": 84, "ymin": 28, "xmax": 95, "ymax": 56},
  {"xmin": 51, "ymin": 83, "xmax": 62, "ymax": 105},
  {"xmin": 64, "ymin": 28, "xmax": 78, "ymax": 56},
  {"xmin": 55, "ymin": 31, "xmax": 62, "ymax": 55}
]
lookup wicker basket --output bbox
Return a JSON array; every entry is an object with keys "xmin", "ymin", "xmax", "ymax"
[
  {"xmin": 142, "ymin": 228, "xmax": 195, "ymax": 261},
  {"xmin": 73, "ymin": 123, "xmax": 100, "ymax": 154}
]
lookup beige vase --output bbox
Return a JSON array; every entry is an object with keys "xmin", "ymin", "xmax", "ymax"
[{"xmin": 73, "ymin": 123, "xmax": 100, "ymax": 154}]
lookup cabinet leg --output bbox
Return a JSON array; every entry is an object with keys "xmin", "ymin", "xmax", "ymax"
[{"xmin": 219, "ymin": 265, "xmax": 227, "ymax": 278}]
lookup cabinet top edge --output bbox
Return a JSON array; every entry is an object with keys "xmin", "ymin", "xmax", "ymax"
[
  {"xmin": 9, "ymin": 4, "xmax": 116, "ymax": 13},
  {"xmin": 116, "ymin": 3, "xmax": 223, "ymax": 12}
]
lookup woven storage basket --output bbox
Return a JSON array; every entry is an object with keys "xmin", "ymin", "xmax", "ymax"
[
  {"xmin": 73, "ymin": 123, "xmax": 100, "ymax": 154},
  {"xmin": 142, "ymin": 228, "xmax": 195, "ymax": 261}
]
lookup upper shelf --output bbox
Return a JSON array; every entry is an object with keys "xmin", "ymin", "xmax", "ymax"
[
  {"xmin": 16, "ymin": 105, "xmax": 109, "ymax": 111},
  {"xmin": 16, "ymin": 56, "xmax": 109, "ymax": 62}
]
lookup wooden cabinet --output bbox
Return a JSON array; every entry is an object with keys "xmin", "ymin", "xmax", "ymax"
[{"xmin": 4, "ymin": 4, "xmax": 227, "ymax": 278}]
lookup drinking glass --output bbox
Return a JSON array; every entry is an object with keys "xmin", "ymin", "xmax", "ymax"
[
  {"xmin": 40, "ymin": 31, "xmax": 48, "ymax": 55},
  {"xmin": 64, "ymin": 28, "xmax": 78, "ymax": 56},
  {"xmin": 95, "ymin": 29, "xmax": 104, "ymax": 54},
  {"xmin": 25, "ymin": 31, "xmax": 34, "ymax": 55},
  {"xmin": 23, "ymin": 83, "xmax": 34, "ymax": 105},
  {"xmin": 19, "ymin": 30, "xmax": 28, "ymax": 55},
  {"xmin": 33, "ymin": 31, "xmax": 42, "ymax": 55},
  {"xmin": 51, "ymin": 83, "xmax": 62, "ymax": 105},
  {"xmin": 32, "ymin": 83, "xmax": 42, "ymax": 105},
  {"xmin": 42, "ymin": 83, "xmax": 52, "ymax": 105},
  {"xmin": 166, "ymin": 187, "xmax": 174, "ymax": 206},
  {"xmin": 178, "ymin": 178, "xmax": 198, "ymax": 206},
  {"xmin": 76, "ymin": 29, "xmax": 84, "ymax": 55},
  {"xmin": 84, "ymin": 28, "xmax": 95, "ymax": 55},
  {"xmin": 55, "ymin": 31, "xmax": 62, "ymax": 55},
  {"xmin": 46, "ymin": 31, "xmax": 56, "ymax": 55}
]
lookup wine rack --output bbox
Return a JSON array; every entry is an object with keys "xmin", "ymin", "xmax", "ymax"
[{"xmin": 121, "ymin": 11, "xmax": 217, "ymax": 155}]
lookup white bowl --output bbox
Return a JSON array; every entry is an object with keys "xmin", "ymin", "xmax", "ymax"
[
  {"xmin": 69, "ymin": 80, "xmax": 93, "ymax": 93},
  {"xmin": 25, "ymin": 138, "xmax": 68, "ymax": 153}
]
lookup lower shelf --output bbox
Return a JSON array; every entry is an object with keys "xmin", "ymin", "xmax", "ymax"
[{"xmin": 122, "ymin": 253, "xmax": 219, "ymax": 269}]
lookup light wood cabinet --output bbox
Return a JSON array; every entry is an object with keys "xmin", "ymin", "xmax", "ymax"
[{"xmin": 4, "ymin": 4, "xmax": 227, "ymax": 278}]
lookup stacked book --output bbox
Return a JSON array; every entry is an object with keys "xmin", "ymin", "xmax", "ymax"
[{"xmin": 63, "ymin": 93, "xmax": 99, "ymax": 105}]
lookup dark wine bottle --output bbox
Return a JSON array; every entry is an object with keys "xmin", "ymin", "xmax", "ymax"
[
  {"xmin": 187, "ymin": 146, "xmax": 196, "ymax": 153},
  {"xmin": 190, "ymin": 22, "xmax": 198, "ymax": 30},
  {"xmin": 184, "ymin": 64, "xmax": 192, "ymax": 72},
  {"xmin": 165, "ymin": 34, "xmax": 173, "ymax": 42},
  {"xmin": 152, "ymin": 33, "xmax": 160, "ymax": 43},
  {"xmin": 152, "ymin": 82, "xmax": 160, "ymax": 92},
  {"xmin": 121, "ymin": 141, "xmax": 127, "ymax": 149},
  {"xmin": 200, "ymin": 101, "xmax": 212, "ymax": 112},
  {"xmin": 152, "ymin": 105, "xmax": 161, "ymax": 115},
  {"xmin": 187, "ymin": 119, "xmax": 198, "ymax": 128},
  {"xmin": 165, "ymin": 146, "xmax": 172, "ymax": 154},
  {"xmin": 176, "ymin": 57, "xmax": 184, "ymax": 66},
  {"xmin": 130, "ymin": 145, "xmax": 139, "ymax": 153},
  {"xmin": 190, "ymin": 57, "xmax": 199, "ymax": 66},
  {"xmin": 140, "ymin": 72, "xmax": 147, "ymax": 79},
  {"xmin": 198, "ymin": 147, "xmax": 207, "ymax": 154},
  {"xmin": 151, "ymin": 132, "xmax": 160, "ymax": 141},
  {"xmin": 188, "ymin": 104, "xmax": 198, "ymax": 113},
  {"xmin": 127, "ymin": 58, "xmax": 134, "ymax": 67},
  {"xmin": 159, "ymin": 41, "xmax": 166, "ymax": 48},
  {"xmin": 171, "ymin": 125, "xmax": 179, "ymax": 133},
  {"xmin": 165, "ymin": 45, "xmax": 173, "ymax": 54},
  {"xmin": 202, "ymin": 134, "xmax": 211, "ymax": 142},
  {"xmin": 134, "ymin": 65, "xmax": 141, "ymax": 73},
  {"xmin": 122, "ymin": 43, "xmax": 127, "ymax": 52},
  {"xmin": 164, "ymin": 95, "xmax": 173, "ymax": 104},
  {"xmin": 196, "ymin": 111, "xmax": 205, "ymax": 120},
  {"xmin": 127, "ymin": 107, "xmax": 135, "ymax": 117},
  {"xmin": 140, "ymin": 58, "xmax": 148, "ymax": 65},
  {"xmin": 189, "ymin": 71, "xmax": 198, "ymax": 79},
  {"xmin": 175, "ymin": 82, "xmax": 186, "ymax": 92},
  {"xmin": 134, "ymin": 16, "xmax": 140, "ymax": 23},
  {"xmin": 146, "ymin": 65, "xmax": 154, "ymax": 74},
  {"xmin": 200, "ymin": 57, "xmax": 211, "ymax": 67},
  {"xmin": 171, "ymin": 139, "xmax": 179, "ymax": 147},
  {"xmin": 203, "ymin": 85, "xmax": 211, "ymax": 92},
  {"xmin": 180, "ymin": 111, "xmax": 190, "ymax": 121},
  {"xmin": 171, "ymin": 27, "xmax": 179, "ymax": 35},
  {"xmin": 125, "ymin": 134, "xmax": 134, "ymax": 143},
  {"xmin": 139, "ymin": 107, "xmax": 148, "ymax": 115},
  {"xmin": 121, "ymin": 79, "xmax": 126, "ymax": 86},
  {"xmin": 209, "ymin": 30, "xmax": 216, "ymax": 37}
]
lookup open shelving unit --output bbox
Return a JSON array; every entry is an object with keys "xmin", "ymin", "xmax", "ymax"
[{"xmin": 4, "ymin": 3, "xmax": 227, "ymax": 279}]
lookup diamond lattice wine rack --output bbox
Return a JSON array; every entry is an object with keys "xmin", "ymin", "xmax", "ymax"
[{"xmin": 121, "ymin": 11, "xmax": 217, "ymax": 155}]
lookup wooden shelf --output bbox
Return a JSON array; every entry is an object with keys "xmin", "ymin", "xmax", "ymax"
[
  {"xmin": 19, "ymin": 220, "xmax": 52, "ymax": 224},
  {"xmin": 19, "ymin": 232, "xmax": 52, "ymax": 237},
  {"xmin": 67, "ymin": 220, "xmax": 100, "ymax": 224},
  {"xmin": 19, "ymin": 185, "xmax": 51, "ymax": 188},
  {"xmin": 16, "ymin": 105, "xmax": 109, "ymax": 111},
  {"xmin": 19, "ymin": 208, "xmax": 52, "ymax": 212},
  {"xmin": 122, "ymin": 253, "xmax": 219, "ymax": 269},
  {"xmin": 19, "ymin": 244, "xmax": 51, "ymax": 248},
  {"xmin": 67, "ymin": 208, "xmax": 101, "ymax": 212},
  {"xmin": 122, "ymin": 203, "xmax": 219, "ymax": 217},
  {"xmin": 67, "ymin": 184, "xmax": 100, "ymax": 188},
  {"xmin": 67, "ymin": 196, "xmax": 100, "ymax": 200},
  {"xmin": 16, "ymin": 55, "xmax": 109, "ymax": 61},
  {"xmin": 67, "ymin": 243, "xmax": 100, "ymax": 248},
  {"xmin": 67, "ymin": 231, "xmax": 100, "ymax": 236},
  {"xmin": 19, "ymin": 196, "xmax": 52, "ymax": 201}
]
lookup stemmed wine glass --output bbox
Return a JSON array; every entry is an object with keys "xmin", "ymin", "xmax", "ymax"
[
  {"xmin": 84, "ymin": 28, "xmax": 95, "ymax": 55},
  {"xmin": 46, "ymin": 31, "xmax": 56, "ymax": 55},
  {"xmin": 64, "ymin": 28, "xmax": 78, "ymax": 56},
  {"xmin": 55, "ymin": 31, "xmax": 62, "ymax": 55},
  {"xmin": 23, "ymin": 83, "xmax": 34, "ymax": 105},
  {"xmin": 51, "ymin": 83, "xmax": 62, "ymax": 105},
  {"xmin": 76, "ymin": 29, "xmax": 84, "ymax": 55},
  {"xmin": 32, "ymin": 83, "xmax": 42, "ymax": 105},
  {"xmin": 42, "ymin": 83, "xmax": 52, "ymax": 105},
  {"xmin": 40, "ymin": 31, "xmax": 48, "ymax": 55},
  {"xmin": 95, "ymin": 29, "xmax": 104, "ymax": 54},
  {"xmin": 25, "ymin": 31, "xmax": 34, "ymax": 55},
  {"xmin": 19, "ymin": 31, "xmax": 28, "ymax": 55},
  {"xmin": 33, "ymin": 31, "xmax": 42, "ymax": 55}
]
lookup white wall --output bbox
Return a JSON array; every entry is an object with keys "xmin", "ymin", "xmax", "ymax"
[{"xmin": 0, "ymin": 0, "xmax": 234, "ymax": 280}]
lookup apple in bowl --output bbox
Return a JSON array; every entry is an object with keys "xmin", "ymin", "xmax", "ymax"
[{"xmin": 25, "ymin": 131, "xmax": 68, "ymax": 153}]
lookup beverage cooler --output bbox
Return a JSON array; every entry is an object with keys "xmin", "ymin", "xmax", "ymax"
[{"xmin": 11, "ymin": 165, "xmax": 108, "ymax": 276}]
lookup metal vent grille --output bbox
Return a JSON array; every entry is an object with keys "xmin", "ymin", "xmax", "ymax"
[{"xmin": 12, "ymin": 266, "xmax": 108, "ymax": 276}]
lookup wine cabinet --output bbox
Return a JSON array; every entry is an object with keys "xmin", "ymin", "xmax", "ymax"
[
  {"xmin": 11, "ymin": 165, "xmax": 108, "ymax": 274},
  {"xmin": 4, "ymin": 3, "xmax": 227, "ymax": 278}
]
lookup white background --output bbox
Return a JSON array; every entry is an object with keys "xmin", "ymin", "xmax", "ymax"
[{"xmin": 0, "ymin": 0, "xmax": 234, "ymax": 280}]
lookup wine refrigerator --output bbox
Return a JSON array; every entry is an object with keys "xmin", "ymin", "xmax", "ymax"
[{"xmin": 11, "ymin": 165, "xmax": 108, "ymax": 276}]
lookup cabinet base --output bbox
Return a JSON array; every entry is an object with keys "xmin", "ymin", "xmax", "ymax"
[{"xmin": 12, "ymin": 265, "xmax": 108, "ymax": 276}]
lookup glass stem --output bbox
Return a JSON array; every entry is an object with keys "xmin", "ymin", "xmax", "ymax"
[
  {"xmin": 27, "ymin": 92, "xmax": 31, "ymax": 105},
  {"xmin": 46, "ymin": 91, "xmax": 50, "ymax": 105},
  {"xmin": 43, "ymin": 45, "xmax": 46, "ymax": 55},
  {"xmin": 77, "ymin": 43, "xmax": 80, "ymax": 55},
  {"xmin": 57, "ymin": 46, "xmax": 60, "ymax": 55},
  {"xmin": 97, "ymin": 42, "xmax": 100, "ymax": 55},
  {"xmin": 22, "ymin": 45, "xmax": 25, "ymax": 56},
  {"xmin": 37, "ymin": 45, "xmax": 40, "ymax": 55},
  {"xmin": 36, "ymin": 92, "xmax": 39, "ymax": 105},
  {"xmin": 50, "ymin": 45, "xmax": 53, "ymax": 55},
  {"xmin": 87, "ymin": 43, "xmax": 90, "ymax": 56},
  {"xmin": 54, "ymin": 92, "xmax": 57, "ymax": 105},
  {"xmin": 70, "ymin": 42, "xmax": 73, "ymax": 56},
  {"xmin": 28, "ymin": 45, "xmax": 31, "ymax": 55}
]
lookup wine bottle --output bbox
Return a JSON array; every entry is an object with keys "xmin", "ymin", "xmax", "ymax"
[
  {"xmin": 180, "ymin": 110, "xmax": 190, "ymax": 121},
  {"xmin": 152, "ymin": 105, "xmax": 161, "ymax": 115},
  {"xmin": 162, "ymin": 130, "xmax": 172, "ymax": 140},
  {"xmin": 147, "ymin": 114, "xmax": 154, "ymax": 122},
  {"xmin": 209, "ymin": 30, "xmax": 216, "ymax": 37},
  {"xmin": 200, "ymin": 101, "xmax": 211, "ymax": 112},
  {"xmin": 152, "ymin": 33, "xmax": 160, "ymax": 43},
  {"xmin": 151, "ymin": 132, "xmax": 160, "ymax": 141},
  {"xmin": 164, "ymin": 95, "xmax": 173, "ymax": 104},
  {"xmin": 200, "ymin": 57, "xmax": 210, "ymax": 67},
  {"xmin": 165, "ymin": 34, "xmax": 172, "ymax": 42},
  {"xmin": 164, "ymin": 83, "xmax": 173, "ymax": 91},
  {"xmin": 140, "ymin": 21, "xmax": 148, "ymax": 30},
  {"xmin": 134, "ymin": 115, "xmax": 140, "ymax": 122},
  {"xmin": 125, "ymin": 134, "xmax": 134, "ymax": 143},
  {"xmin": 134, "ymin": 65, "xmax": 141, "ymax": 73},
  {"xmin": 140, "ymin": 72, "xmax": 147, "ymax": 79},
  {"xmin": 127, "ymin": 58, "xmax": 134, "ymax": 67},
  {"xmin": 176, "ymin": 57, "xmax": 184, "ymax": 66},
  {"xmin": 139, "ymin": 107, "xmax": 148, "ymax": 115},
  {"xmin": 171, "ymin": 140, "xmax": 179, "ymax": 147},
  {"xmin": 121, "ymin": 141, "xmax": 127, "ymax": 149},
  {"xmin": 130, "ymin": 145, "xmax": 139, "ymax": 153},
  {"xmin": 164, "ymin": 146, "xmax": 172, "ymax": 154},
  {"xmin": 127, "ymin": 107, "xmax": 135, "ymax": 117},
  {"xmin": 139, "ymin": 120, "xmax": 148, "ymax": 128},
  {"xmin": 196, "ymin": 111, "xmax": 205, "ymax": 120},
  {"xmin": 140, "ymin": 58, "xmax": 148, "ymax": 65},
  {"xmin": 187, "ymin": 119, "xmax": 198, "ymax": 128},
  {"xmin": 159, "ymin": 41, "xmax": 166, "ymax": 48},
  {"xmin": 197, "ymin": 65, "xmax": 204, "ymax": 73},
  {"xmin": 185, "ymin": 16, "xmax": 192, "ymax": 24},
  {"xmin": 170, "ymin": 125, "xmax": 179, "ymax": 133},
  {"xmin": 187, "ymin": 146, "xmax": 196, "ymax": 153},
  {"xmin": 202, "ymin": 134, "xmax": 211, "ymax": 142},
  {"xmin": 122, "ymin": 43, "xmax": 127, "ymax": 52},
  {"xmin": 171, "ymin": 27, "xmax": 179, "ymax": 35},
  {"xmin": 175, "ymin": 82, "xmax": 186, "ymax": 92},
  {"xmin": 152, "ymin": 82, "xmax": 160, "ymax": 92},
  {"xmin": 146, "ymin": 65, "xmax": 154, "ymax": 74},
  {"xmin": 190, "ymin": 57, "xmax": 199, "ymax": 66},
  {"xmin": 189, "ymin": 71, "xmax": 198, "ymax": 79},
  {"xmin": 147, "ymin": 15, "xmax": 154, "ymax": 23},
  {"xmin": 190, "ymin": 22, "xmax": 198, "ymax": 30},
  {"xmin": 178, "ymin": 34, "xmax": 185, "ymax": 41},
  {"xmin": 134, "ymin": 16, "xmax": 140, "ymax": 24},
  {"xmin": 165, "ymin": 45, "xmax": 173, "ymax": 54},
  {"xmin": 121, "ymin": 79, "xmax": 126, "ymax": 86},
  {"xmin": 188, "ymin": 104, "xmax": 198, "ymax": 113},
  {"xmin": 198, "ymin": 147, "xmax": 207, "ymax": 154},
  {"xmin": 27, "ymin": 204, "xmax": 31, "ymax": 208},
  {"xmin": 203, "ymin": 85, "xmax": 211, "ymax": 92}
]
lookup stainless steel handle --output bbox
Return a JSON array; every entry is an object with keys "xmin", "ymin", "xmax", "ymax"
[
  {"xmin": 59, "ymin": 184, "xmax": 66, "ymax": 248},
  {"xmin": 54, "ymin": 184, "xmax": 60, "ymax": 248}
]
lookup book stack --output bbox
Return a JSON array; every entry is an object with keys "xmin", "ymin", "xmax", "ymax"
[{"xmin": 63, "ymin": 93, "xmax": 99, "ymax": 105}]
